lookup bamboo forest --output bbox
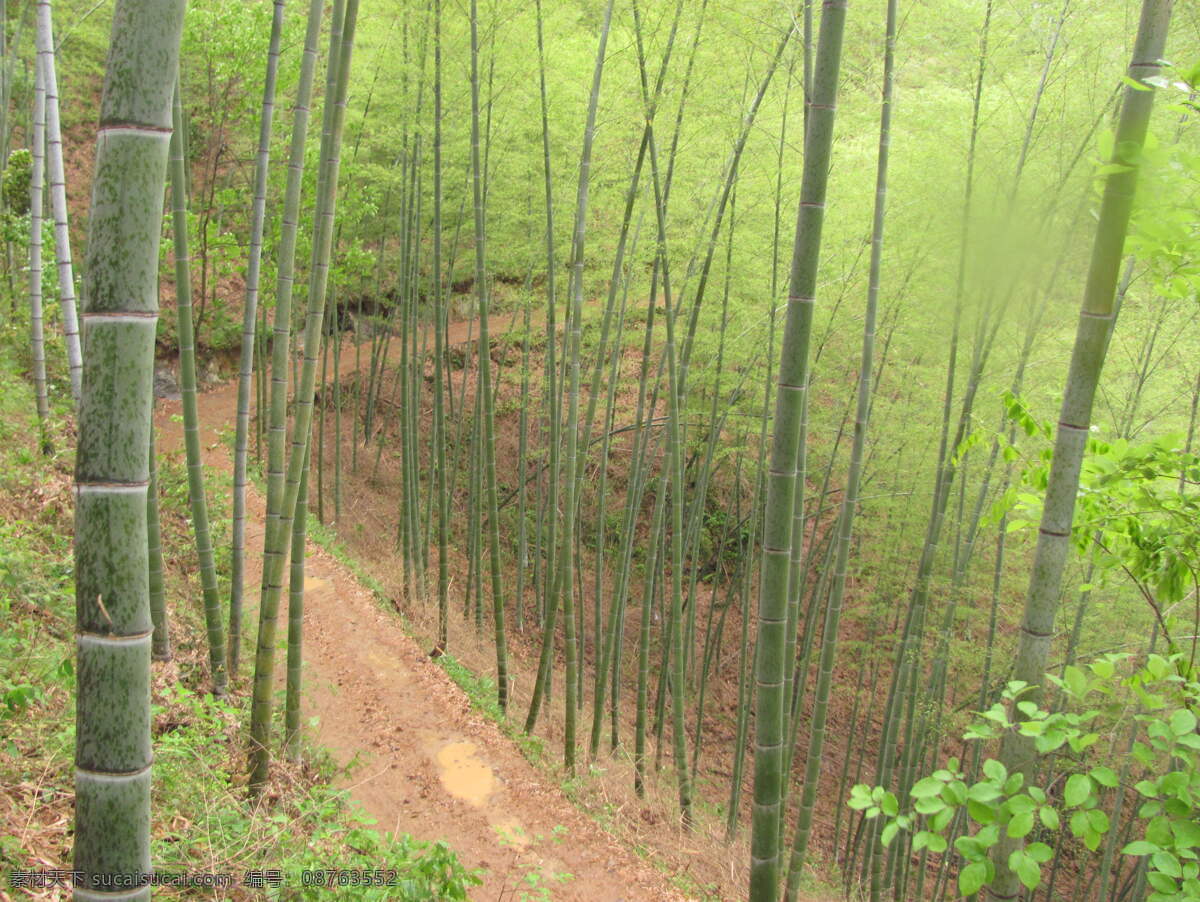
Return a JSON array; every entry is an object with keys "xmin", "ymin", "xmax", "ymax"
[{"xmin": 2, "ymin": 0, "xmax": 1199, "ymax": 899}]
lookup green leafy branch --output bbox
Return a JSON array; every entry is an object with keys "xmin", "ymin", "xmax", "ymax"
[{"xmin": 850, "ymin": 654, "xmax": 1200, "ymax": 899}]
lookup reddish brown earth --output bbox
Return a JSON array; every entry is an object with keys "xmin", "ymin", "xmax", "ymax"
[{"xmin": 153, "ymin": 320, "xmax": 694, "ymax": 902}]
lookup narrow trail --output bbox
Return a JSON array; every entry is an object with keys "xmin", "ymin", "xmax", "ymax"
[{"xmin": 154, "ymin": 317, "xmax": 687, "ymax": 902}]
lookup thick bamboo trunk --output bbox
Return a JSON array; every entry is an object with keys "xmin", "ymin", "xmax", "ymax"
[{"xmin": 73, "ymin": 1, "xmax": 185, "ymax": 896}]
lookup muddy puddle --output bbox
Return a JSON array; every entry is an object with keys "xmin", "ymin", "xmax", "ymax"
[{"xmin": 434, "ymin": 741, "xmax": 496, "ymax": 807}]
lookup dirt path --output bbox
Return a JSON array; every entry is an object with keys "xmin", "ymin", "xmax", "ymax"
[{"xmin": 154, "ymin": 323, "xmax": 687, "ymax": 902}]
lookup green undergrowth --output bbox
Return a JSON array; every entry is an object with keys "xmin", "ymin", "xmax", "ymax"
[{"xmin": 0, "ymin": 342, "xmax": 478, "ymax": 900}]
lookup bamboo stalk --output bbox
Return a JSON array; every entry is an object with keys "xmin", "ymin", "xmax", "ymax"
[
  {"xmin": 751, "ymin": 3, "xmax": 847, "ymax": 896},
  {"xmin": 169, "ymin": 72, "xmax": 227, "ymax": 697},
  {"xmin": 73, "ymin": 1, "xmax": 185, "ymax": 893},
  {"xmin": 35, "ymin": 0, "xmax": 81, "ymax": 406},
  {"xmin": 229, "ymin": 0, "xmax": 285, "ymax": 679}
]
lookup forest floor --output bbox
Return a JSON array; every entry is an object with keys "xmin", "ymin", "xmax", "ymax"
[
  {"xmin": 152, "ymin": 317, "xmax": 700, "ymax": 902},
  {"xmin": 305, "ymin": 310, "xmax": 859, "ymax": 902}
]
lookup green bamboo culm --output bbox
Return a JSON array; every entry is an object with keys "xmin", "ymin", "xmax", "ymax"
[
  {"xmin": 783, "ymin": 0, "xmax": 895, "ymax": 894},
  {"xmin": 73, "ymin": 0, "xmax": 185, "ymax": 897},
  {"xmin": 988, "ymin": 0, "xmax": 1173, "ymax": 895},
  {"xmin": 246, "ymin": 0, "xmax": 326, "ymax": 792},
  {"xmin": 533, "ymin": 0, "xmax": 559, "ymax": 639},
  {"xmin": 36, "ymin": 0, "xmax": 82, "ymax": 407},
  {"xmin": 250, "ymin": 0, "xmax": 358, "ymax": 795},
  {"xmin": 585, "ymin": 0, "xmax": 681, "ymax": 760},
  {"xmin": 558, "ymin": 0, "xmax": 614, "ymax": 769},
  {"xmin": 169, "ymin": 72, "xmax": 227, "ymax": 697},
  {"xmin": 468, "ymin": 0, "xmax": 508, "ymax": 711},
  {"xmin": 28, "ymin": 51, "xmax": 49, "ymax": 451},
  {"xmin": 632, "ymin": 0, "xmax": 692, "ymax": 824},
  {"xmin": 750, "ymin": 2, "xmax": 849, "ymax": 898},
  {"xmin": 432, "ymin": 0, "xmax": 449, "ymax": 651},
  {"xmin": 284, "ymin": 443, "xmax": 311, "ymax": 760},
  {"xmin": 147, "ymin": 422, "xmax": 170, "ymax": 662},
  {"xmin": 256, "ymin": 0, "xmax": 326, "ymax": 702},
  {"xmin": 230, "ymin": 0, "xmax": 286, "ymax": 679},
  {"xmin": 523, "ymin": 0, "xmax": 615, "ymax": 751}
]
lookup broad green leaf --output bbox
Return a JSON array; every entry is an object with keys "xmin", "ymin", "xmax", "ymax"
[
  {"xmin": 1171, "ymin": 820, "xmax": 1200, "ymax": 849},
  {"xmin": 930, "ymin": 807, "xmax": 955, "ymax": 834},
  {"xmin": 1006, "ymin": 794, "xmax": 1036, "ymax": 814},
  {"xmin": 1123, "ymin": 841, "xmax": 1159, "ymax": 856},
  {"xmin": 1148, "ymin": 816, "xmax": 1173, "ymax": 846},
  {"xmin": 1034, "ymin": 730, "xmax": 1067, "ymax": 754},
  {"xmin": 982, "ymin": 705, "xmax": 1010, "ymax": 726},
  {"xmin": 881, "ymin": 822, "xmax": 899, "ymax": 848},
  {"xmin": 1063, "ymin": 665, "xmax": 1088, "ymax": 699},
  {"xmin": 1007, "ymin": 811, "xmax": 1035, "ymax": 839},
  {"xmin": 915, "ymin": 796, "xmax": 947, "ymax": 816},
  {"xmin": 967, "ymin": 798, "xmax": 996, "ymax": 825},
  {"xmin": 1015, "ymin": 854, "xmax": 1041, "ymax": 891},
  {"xmin": 959, "ymin": 861, "xmax": 988, "ymax": 897},
  {"xmin": 1027, "ymin": 842, "xmax": 1054, "ymax": 864},
  {"xmin": 1147, "ymin": 872, "xmax": 1178, "ymax": 894},
  {"xmin": 1153, "ymin": 850, "xmax": 1183, "ymax": 878},
  {"xmin": 1064, "ymin": 773, "xmax": 1092, "ymax": 807},
  {"xmin": 1070, "ymin": 810, "xmax": 1089, "ymax": 838},
  {"xmin": 1039, "ymin": 806, "xmax": 1060, "ymax": 830},
  {"xmin": 1135, "ymin": 779, "xmax": 1160, "ymax": 797},
  {"xmin": 1087, "ymin": 809, "xmax": 1110, "ymax": 834},
  {"xmin": 944, "ymin": 781, "xmax": 968, "ymax": 807},
  {"xmin": 955, "ymin": 836, "xmax": 985, "ymax": 861},
  {"xmin": 1090, "ymin": 766, "xmax": 1119, "ymax": 788},
  {"xmin": 881, "ymin": 792, "xmax": 900, "ymax": 817},
  {"xmin": 968, "ymin": 782, "xmax": 1001, "ymax": 803},
  {"xmin": 849, "ymin": 784, "xmax": 874, "ymax": 807},
  {"xmin": 912, "ymin": 777, "xmax": 944, "ymax": 799},
  {"xmin": 1170, "ymin": 709, "xmax": 1197, "ymax": 736}
]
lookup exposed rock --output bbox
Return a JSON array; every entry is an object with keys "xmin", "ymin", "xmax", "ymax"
[{"xmin": 154, "ymin": 364, "xmax": 181, "ymax": 400}]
